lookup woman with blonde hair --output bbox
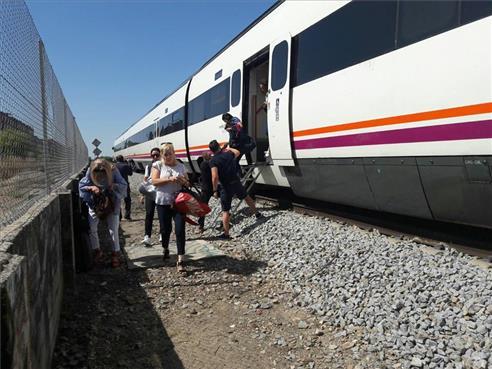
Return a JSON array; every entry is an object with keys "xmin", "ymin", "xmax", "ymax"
[
  {"xmin": 79, "ymin": 158, "xmax": 127, "ymax": 268},
  {"xmin": 151, "ymin": 143, "xmax": 189, "ymax": 273}
]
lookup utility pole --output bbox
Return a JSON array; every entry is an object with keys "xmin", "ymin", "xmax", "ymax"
[{"xmin": 39, "ymin": 40, "xmax": 50, "ymax": 193}]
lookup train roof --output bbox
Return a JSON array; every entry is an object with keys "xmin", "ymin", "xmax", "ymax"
[{"xmin": 114, "ymin": 0, "xmax": 283, "ymax": 144}]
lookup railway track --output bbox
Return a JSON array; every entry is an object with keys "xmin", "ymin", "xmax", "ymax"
[{"xmin": 253, "ymin": 185, "xmax": 492, "ymax": 264}]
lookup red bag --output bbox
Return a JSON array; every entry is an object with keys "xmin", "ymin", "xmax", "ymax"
[{"xmin": 174, "ymin": 191, "xmax": 211, "ymax": 225}]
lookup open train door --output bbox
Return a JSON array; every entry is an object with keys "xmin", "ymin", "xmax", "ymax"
[{"xmin": 267, "ymin": 36, "xmax": 295, "ymax": 166}]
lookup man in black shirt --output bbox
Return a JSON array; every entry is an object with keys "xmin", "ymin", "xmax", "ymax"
[
  {"xmin": 209, "ymin": 140, "xmax": 262, "ymax": 239},
  {"xmin": 197, "ymin": 152, "xmax": 213, "ymax": 232},
  {"xmin": 115, "ymin": 155, "xmax": 133, "ymax": 220}
]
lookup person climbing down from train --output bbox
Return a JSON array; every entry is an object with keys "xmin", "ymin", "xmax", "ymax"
[
  {"xmin": 140, "ymin": 147, "xmax": 160, "ymax": 247},
  {"xmin": 197, "ymin": 151, "xmax": 213, "ymax": 233},
  {"xmin": 221, "ymin": 113, "xmax": 256, "ymax": 163},
  {"xmin": 151, "ymin": 143, "xmax": 190, "ymax": 273},
  {"xmin": 79, "ymin": 158, "xmax": 127, "ymax": 268},
  {"xmin": 208, "ymin": 139, "xmax": 263, "ymax": 240}
]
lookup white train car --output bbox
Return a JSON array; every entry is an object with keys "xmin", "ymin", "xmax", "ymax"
[{"xmin": 114, "ymin": 0, "xmax": 492, "ymax": 229}]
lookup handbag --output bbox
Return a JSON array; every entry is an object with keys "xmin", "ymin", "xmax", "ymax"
[
  {"xmin": 174, "ymin": 188, "xmax": 211, "ymax": 225},
  {"xmin": 138, "ymin": 180, "xmax": 156, "ymax": 199}
]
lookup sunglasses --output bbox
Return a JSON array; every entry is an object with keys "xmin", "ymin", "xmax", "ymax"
[{"xmin": 151, "ymin": 153, "xmax": 160, "ymax": 158}]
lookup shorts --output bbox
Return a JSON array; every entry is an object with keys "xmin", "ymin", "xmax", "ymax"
[{"xmin": 220, "ymin": 180, "xmax": 248, "ymax": 212}]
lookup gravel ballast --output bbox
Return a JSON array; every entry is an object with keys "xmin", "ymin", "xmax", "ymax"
[{"xmin": 203, "ymin": 196, "xmax": 492, "ymax": 369}]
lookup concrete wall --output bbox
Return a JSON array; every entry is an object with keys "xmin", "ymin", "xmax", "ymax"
[{"xmin": 0, "ymin": 179, "xmax": 79, "ymax": 369}]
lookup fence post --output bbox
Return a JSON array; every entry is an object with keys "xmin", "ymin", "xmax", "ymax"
[
  {"xmin": 73, "ymin": 119, "xmax": 77, "ymax": 172},
  {"xmin": 39, "ymin": 40, "xmax": 50, "ymax": 194}
]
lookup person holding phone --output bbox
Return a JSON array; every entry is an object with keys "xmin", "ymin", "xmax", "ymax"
[{"xmin": 151, "ymin": 143, "xmax": 190, "ymax": 273}]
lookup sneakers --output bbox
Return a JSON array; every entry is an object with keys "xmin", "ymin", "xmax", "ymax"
[
  {"xmin": 111, "ymin": 251, "xmax": 121, "ymax": 268},
  {"xmin": 141, "ymin": 235, "xmax": 151, "ymax": 247},
  {"xmin": 162, "ymin": 248, "xmax": 170, "ymax": 260},
  {"xmin": 176, "ymin": 260, "xmax": 186, "ymax": 273},
  {"xmin": 93, "ymin": 249, "xmax": 103, "ymax": 264},
  {"xmin": 217, "ymin": 233, "xmax": 232, "ymax": 240}
]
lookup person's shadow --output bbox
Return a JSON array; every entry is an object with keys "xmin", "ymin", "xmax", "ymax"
[
  {"xmin": 185, "ymin": 254, "xmax": 267, "ymax": 277},
  {"xmin": 229, "ymin": 205, "xmax": 279, "ymax": 237},
  {"xmin": 52, "ymin": 220, "xmax": 185, "ymax": 369}
]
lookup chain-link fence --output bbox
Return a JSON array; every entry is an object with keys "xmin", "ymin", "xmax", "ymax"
[{"xmin": 0, "ymin": 0, "xmax": 88, "ymax": 228}]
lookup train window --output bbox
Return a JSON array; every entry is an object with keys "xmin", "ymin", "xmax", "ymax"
[
  {"xmin": 231, "ymin": 69, "xmax": 241, "ymax": 107},
  {"xmin": 157, "ymin": 115, "xmax": 172, "ymax": 136},
  {"xmin": 147, "ymin": 126, "xmax": 154, "ymax": 141},
  {"xmin": 461, "ymin": 0, "xmax": 492, "ymax": 25},
  {"xmin": 207, "ymin": 78, "xmax": 230, "ymax": 119},
  {"xmin": 114, "ymin": 141, "xmax": 125, "ymax": 152},
  {"xmin": 172, "ymin": 107, "xmax": 184, "ymax": 131},
  {"xmin": 189, "ymin": 78, "xmax": 230, "ymax": 125},
  {"xmin": 397, "ymin": 1, "xmax": 459, "ymax": 48},
  {"xmin": 291, "ymin": 1, "xmax": 396, "ymax": 87},
  {"xmin": 127, "ymin": 124, "xmax": 155, "ymax": 147},
  {"xmin": 189, "ymin": 94, "xmax": 206, "ymax": 125},
  {"xmin": 271, "ymin": 41, "xmax": 288, "ymax": 91}
]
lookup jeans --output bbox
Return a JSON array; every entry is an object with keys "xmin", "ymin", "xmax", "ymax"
[
  {"xmin": 88, "ymin": 200, "xmax": 121, "ymax": 252},
  {"xmin": 157, "ymin": 204, "xmax": 185, "ymax": 255},
  {"xmin": 123, "ymin": 186, "xmax": 131, "ymax": 218},
  {"xmin": 197, "ymin": 190, "xmax": 213, "ymax": 229},
  {"xmin": 144, "ymin": 195, "xmax": 156, "ymax": 237}
]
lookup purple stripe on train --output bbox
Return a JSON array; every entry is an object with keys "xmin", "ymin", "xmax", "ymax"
[
  {"xmin": 175, "ymin": 149, "xmax": 210, "ymax": 158},
  {"xmin": 294, "ymin": 120, "xmax": 492, "ymax": 150}
]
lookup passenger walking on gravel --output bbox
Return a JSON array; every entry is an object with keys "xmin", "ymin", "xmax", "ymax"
[
  {"xmin": 79, "ymin": 158, "xmax": 127, "ymax": 268},
  {"xmin": 141, "ymin": 147, "xmax": 160, "ymax": 246},
  {"xmin": 209, "ymin": 139, "xmax": 262, "ymax": 240},
  {"xmin": 197, "ymin": 151, "xmax": 213, "ymax": 233},
  {"xmin": 151, "ymin": 143, "xmax": 190, "ymax": 273},
  {"xmin": 115, "ymin": 155, "xmax": 133, "ymax": 220}
]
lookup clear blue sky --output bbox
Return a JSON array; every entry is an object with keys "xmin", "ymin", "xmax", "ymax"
[{"xmin": 27, "ymin": 0, "xmax": 276, "ymax": 157}]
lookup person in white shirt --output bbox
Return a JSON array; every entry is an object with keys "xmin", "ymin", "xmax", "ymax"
[
  {"xmin": 151, "ymin": 143, "xmax": 190, "ymax": 273},
  {"xmin": 141, "ymin": 147, "xmax": 161, "ymax": 246}
]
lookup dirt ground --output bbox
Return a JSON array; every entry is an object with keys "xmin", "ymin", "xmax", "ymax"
[{"xmin": 52, "ymin": 193, "xmax": 368, "ymax": 369}]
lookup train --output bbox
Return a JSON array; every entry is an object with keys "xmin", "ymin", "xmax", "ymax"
[{"xmin": 113, "ymin": 0, "xmax": 492, "ymax": 229}]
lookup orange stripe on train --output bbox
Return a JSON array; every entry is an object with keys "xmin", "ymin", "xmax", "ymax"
[{"xmin": 292, "ymin": 102, "xmax": 492, "ymax": 138}]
